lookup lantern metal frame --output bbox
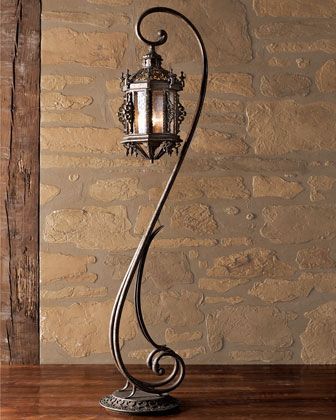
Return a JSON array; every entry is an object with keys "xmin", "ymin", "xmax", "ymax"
[
  {"xmin": 100, "ymin": 6, "xmax": 208, "ymax": 415},
  {"xmin": 118, "ymin": 43, "xmax": 186, "ymax": 162}
]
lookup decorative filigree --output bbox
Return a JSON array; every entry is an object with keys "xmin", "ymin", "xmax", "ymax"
[
  {"xmin": 131, "ymin": 66, "xmax": 184, "ymax": 90},
  {"xmin": 176, "ymin": 99, "xmax": 186, "ymax": 132},
  {"xmin": 168, "ymin": 69, "xmax": 176, "ymax": 88},
  {"xmin": 160, "ymin": 140, "xmax": 179, "ymax": 156},
  {"xmin": 100, "ymin": 391, "xmax": 179, "ymax": 414},
  {"xmin": 120, "ymin": 69, "xmax": 131, "ymax": 89},
  {"xmin": 165, "ymin": 92, "xmax": 174, "ymax": 131},
  {"xmin": 131, "ymin": 66, "xmax": 171, "ymax": 82},
  {"xmin": 118, "ymin": 93, "xmax": 134, "ymax": 133},
  {"xmin": 179, "ymin": 71, "xmax": 186, "ymax": 88},
  {"xmin": 123, "ymin": 142, "xmax": 139, "ymax": 157},
  {"xmin": 152, "ymin": 141, "xmax": 178, "ymax": 160}
]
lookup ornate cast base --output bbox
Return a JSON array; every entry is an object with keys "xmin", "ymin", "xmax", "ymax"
[{"xmin": 100, "ymin": 390, "xmax": 180, "ymax": 415}]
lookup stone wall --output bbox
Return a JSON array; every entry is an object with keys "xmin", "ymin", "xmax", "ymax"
[{"xmin": 40, "ymin": 0, "xmax": 336, "ymax": 364}]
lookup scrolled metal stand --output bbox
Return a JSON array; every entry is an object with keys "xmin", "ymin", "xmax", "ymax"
[{"xmin": 100, "ymin": 6, "xmax": 208, "ymax": 415}]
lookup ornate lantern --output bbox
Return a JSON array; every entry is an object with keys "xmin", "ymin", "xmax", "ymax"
[{"xmin": 118, "ymin": 46, "xmax": 186, "ymax": 162}]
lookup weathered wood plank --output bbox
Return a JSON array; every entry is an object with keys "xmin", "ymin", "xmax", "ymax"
[
  {"xmin": 1, "ymin": 0, "xmax": 41, "ymax": 364},
  {"xmin": 1, "ymin": 365, "xmax": 336, "ymax": 418}
]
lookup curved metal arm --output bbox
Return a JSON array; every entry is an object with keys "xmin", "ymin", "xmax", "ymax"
[
  {"xmin": 109, "ymin": 6, "xmax": 208, "ymax": 396},
  {"xmin": 136, "ymin": 10, "xmax": 168, "ymax": 47}
]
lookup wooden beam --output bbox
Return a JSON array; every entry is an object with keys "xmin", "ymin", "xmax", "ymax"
[{"xmin": 1, "ymin": 0, "xmax": 41, "ymax": 364}]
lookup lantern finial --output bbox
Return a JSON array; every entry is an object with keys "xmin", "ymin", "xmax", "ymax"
[{"xmin": 142, "ymin": 45, "xmax": 163, "ymax": 68}]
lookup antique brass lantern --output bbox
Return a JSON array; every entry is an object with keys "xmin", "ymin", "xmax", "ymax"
[{"xmin": 118, "ymin": 46, "xmax": 186, "ymax": 162}]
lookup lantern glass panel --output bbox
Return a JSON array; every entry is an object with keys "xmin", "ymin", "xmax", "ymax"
[
  {"xmin": 134, "ymin": 90, "xmax": 147, "ymax": 134},
  {"xmin": 152, "ymin": 90, "xmax": 164, "ymax": 134}
]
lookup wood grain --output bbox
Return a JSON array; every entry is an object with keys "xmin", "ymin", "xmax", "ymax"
[
  {"xmin": 1, "ymin": 365, "xmax": 336, "ymax": 419},
  {"xmin": 0, "ymin": 0, "xmax": 40, "ymax": 364}
]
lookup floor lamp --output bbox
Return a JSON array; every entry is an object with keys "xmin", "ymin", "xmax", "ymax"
[{"xmin": 100, "ymin": 6, "xmax": 208, "ymax": 415}]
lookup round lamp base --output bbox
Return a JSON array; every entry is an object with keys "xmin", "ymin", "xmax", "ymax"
[{"xmin": 100, "ymin": 389, "xmax": 180, "ymax": 415}]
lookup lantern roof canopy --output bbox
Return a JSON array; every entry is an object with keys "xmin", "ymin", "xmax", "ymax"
[{"xmin": 121, "ymin": 47, "xmax": 185, "ymax": 90}]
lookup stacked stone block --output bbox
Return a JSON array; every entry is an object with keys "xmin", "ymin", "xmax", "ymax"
[{"xmin": 40, "ymin": 0, "xmax": 336, "ymax": 364}]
